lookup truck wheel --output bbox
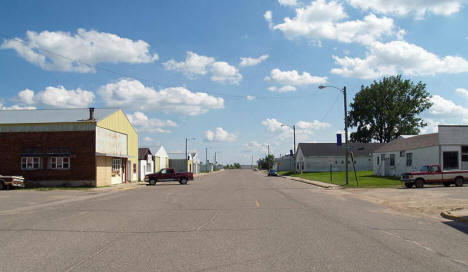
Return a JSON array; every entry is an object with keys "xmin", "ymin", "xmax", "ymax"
[
  {"xmin": 415, "ymin": 178, "xmax": 424, "ymax": 188},
  {"xmin": 443, "ymin": 182, "xmax": 451, "ymax": 187},
  {"xmin": 455, "ymin": 177, "xmax": 464, "ymax": 187},
  {"xmin": 0, "ymin": 181, "xmax": 5, "ymax": 190},
  {"xmin": 149, "ymin": 179, "xmax": 156, "ymax": 186},
  {"xmin": 404, "ymin": 182, "xmax": 413, "ymax": 188},
  {"xmin": 179, "ymin": 178, "xmax": 188, "ymax": 185}
]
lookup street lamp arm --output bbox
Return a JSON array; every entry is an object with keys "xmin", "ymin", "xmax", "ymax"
[{"xmin": 318, "ymin": 85, "xmax": 344, "ymax": 93}]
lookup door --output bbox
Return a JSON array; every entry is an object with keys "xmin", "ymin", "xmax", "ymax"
[{"xmin": 430, "ymin": 165, "xmax": 443, "ymax": 182}]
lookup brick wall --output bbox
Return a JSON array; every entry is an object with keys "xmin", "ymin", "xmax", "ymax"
[{"xmin": 0, "ymin": 131, "xmax": 96, "ymax": 186}]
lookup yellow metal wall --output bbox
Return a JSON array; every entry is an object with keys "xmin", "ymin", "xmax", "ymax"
[
  {"xmin": 96, "ymin": 156, "xmax": 112, "ymax": 186},
  {"xmin": 97, "ymin": 110, "xmax": 139, "ymax": 182},
  {"xmin": 154, "ymin": 157, "xmax": 161, "ymax": 172}
]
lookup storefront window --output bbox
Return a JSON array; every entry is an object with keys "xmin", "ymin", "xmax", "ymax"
[{"xmin": 21, "ymin": 157, "xmax": 41, "ymax": 170}]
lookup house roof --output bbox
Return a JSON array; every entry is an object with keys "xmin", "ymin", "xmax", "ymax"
[
  {"xmin": 297, "ymin": 142, "xmax": 384, "ymax": 157},
  {"xmin": 0, "ymin": 108, "xmax": 119, "ymax": 124},
  {"xmin": 138, "ymin": 148, "xmax": 153, "ymax": 160},
  {"xmin": 153, "ymin": 146, "xmax": 168, "ymax": 158},
  {"xmin": 374, "ymin": 133, "xmax": 439, "ymax": 153}
]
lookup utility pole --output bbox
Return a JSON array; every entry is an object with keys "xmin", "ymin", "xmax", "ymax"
[
  {"xmin": 343, "ymin": 86, "xmax": 349, "ymax": 185},
  {"xmin": 251, "ymin": 154, "xmax": 253, "ymax": 169},
  {"xmin": 205, "ymin": 147, "xmax": 208, "ymax": 173},
  {"xmin": 185, "ymin": 138, "xmax": 188, "ymax": 172},
  {"xmin": 214, "ymin": 152, "xmax": 217, "ymax": 171},
  {"xmin": 267, "ymin": 144, "xmax": 270, "ymax": 170},
  {"xmin": 293, "ymin": 124, "xmax": 296, "ymax": 174}
]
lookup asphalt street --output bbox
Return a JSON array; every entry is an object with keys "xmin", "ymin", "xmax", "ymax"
[{"xmin": 1, "ymin": 169, "xmax": 468, "ymax": 271}]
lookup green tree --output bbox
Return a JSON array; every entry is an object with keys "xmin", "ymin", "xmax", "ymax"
[
  {"xmin": 348, "ymin": 75, "xmax": 432, "ymax": 143},
  {"xmin": 257, "ymin": 154, "xmax": 275, "ymax": 170}
]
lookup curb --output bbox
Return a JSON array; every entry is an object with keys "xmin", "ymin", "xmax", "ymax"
[
  {"xmin": 441, "ymin": 208, "xmax": 468, "ymax": 223},
  {"xmin": 280, "ymin": 176, "xmax": 342, "ymax": 189}
]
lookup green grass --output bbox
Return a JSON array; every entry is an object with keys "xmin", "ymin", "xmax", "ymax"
[{"xmin": 280, "ymin": 171, "xmax": 402, "ymax": 188}]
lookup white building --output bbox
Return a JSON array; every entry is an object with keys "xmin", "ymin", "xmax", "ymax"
[
  {"xmin": 153, "ymin": 146, "xmax": 169, "ymax": 172},
  {"xmin": 296, "ymin": 143, "xmax": 384, "ymax": 172},
  {"xmin": 373, "ymin": 125, "xmax": 468, "ymax": 177},
  {"xmin": 274, "ymin": 154, "xmax": 294, "ymax": 172},
  {"xmin": 138, "ymin": 148, "xmax": 154, "ymax": 181},
  {"xmin": 191, "ymin": 152, "xmax": 200, "ymax": 174}
]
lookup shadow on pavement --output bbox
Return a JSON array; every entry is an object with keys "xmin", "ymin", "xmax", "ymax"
[{"xmin": 443, "ymin": 221, "xmax": 468, "ymax": 235}]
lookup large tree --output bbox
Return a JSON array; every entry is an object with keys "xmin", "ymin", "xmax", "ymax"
[{"xmin": 348, "ymin": 75, "xmax": 432, "ymax": 143}]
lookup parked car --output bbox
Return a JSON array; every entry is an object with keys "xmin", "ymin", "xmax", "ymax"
[
  {"xmin": 144, "ymin": 168, "xmax": 193, "ymax": 185},
  {"xmin": 268, "ymin": 169, "xmax": 278, "ymax": 176},
  {"xmin": 401, "ymin": 164, "xmax": 468, "ymax": 188},
  {"xmin": 0, "ymin": 175, "xmax": 25, "ymax": 190}
]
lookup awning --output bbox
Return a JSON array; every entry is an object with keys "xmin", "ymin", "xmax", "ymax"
[
  {"xmin": 21, "ymin": 147, "xmax": 70, "ymax": 157},
  {"xmin": 95, "ymin": 152, "xmax": 134, "ymax": 159}
]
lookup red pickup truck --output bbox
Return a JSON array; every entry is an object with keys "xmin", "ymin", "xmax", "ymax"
[
  {"xmin": 401, "ymin": 164, "xmax": 468, "ymax": 188},
  {"xmin": 144, "ymin": 168, "xmax": 193, "ymax": 185}
]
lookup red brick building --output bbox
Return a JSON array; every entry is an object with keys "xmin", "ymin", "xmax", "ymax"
[{"xmin": 0, "ymin": 108, "xmax": 138, "ymax": 187}]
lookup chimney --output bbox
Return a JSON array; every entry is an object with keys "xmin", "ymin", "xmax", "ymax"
[{"xmin": 89, "ymin": 107, "xmax": 95, "ymax": 120}]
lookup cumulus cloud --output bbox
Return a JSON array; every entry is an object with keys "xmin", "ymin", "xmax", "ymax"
[
  {"xmin": 265, "ymin": 69, "xmax": 327, "ymax": 90},
  {"xmin": 99, "ymin": 79, "xmax": 224, "ymax": 115},
  {"xmin": 262, "ymin": 118, "xmax": 330, "ymax": 141},
  {"xmin": 455, "ymin": 88, "xmax": 468, "ymax": 98},
  {"xmin": 429, "ymin": 95, "xmax": 468, "ymax": 116},
  {"xmin": 205, "ymin": 127, "xmax": 237, "ymax": 142},
  {"xmin": 278, "ymin": 0, "xmax": 298, "ymax": 7},
  {"xmin": 246, "ymin": 95, "xmax": 256, "ymax": 101},
  {"xmin": 127, "ymin": 111, "xmax": 177, "ymax": 134},
  {"xmin": 264, "ymin": 10, "xmax": 273, "ymax": 28},
  {"xmin": 1, "ymin": 29, "xmax": 158, "ymax": 73},
  {"xmin": 239, "ymin": 54, "xmax": 269, "ymax": 67},
  {"xmin": 163, "ymin": 51, "xmax": 241, "ymax": 84},
  {"xmin": 271, "ymin": 0, "xmax": 397, "ymax": 45},
  {"xmin": 163, "ymin": 51, "xmax": 215, "ymax": 78},
  {"xmin": 15, "ymin": 86, "xmax": 95, "ymax": 108},
  {"xmin": 210, "ymin": 61, "xmax": 242, "ymax": 84},
  {"xmin": 242, "ymin": 141, "xmax": 269, "ymax": 153},
  {"xmin": 0, "ymin": 103, "xmax": 36, "ymax": 110},
  {"xmin": 346, "ymin": 0, "xmax": 467, "ymax": 18},
  {"xmin": 331, "ymin": 40, "xmax": 468, "ymax": 79}
]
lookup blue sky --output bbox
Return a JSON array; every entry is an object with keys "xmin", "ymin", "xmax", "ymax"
[{"xmin": 1, "ymin": 0, "xmax": 468, "ymax": 164}]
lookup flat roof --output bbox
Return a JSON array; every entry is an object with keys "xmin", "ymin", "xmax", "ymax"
[{"xmin": 0, "ymin": 108, "xmax": 119, "ymax": 124}]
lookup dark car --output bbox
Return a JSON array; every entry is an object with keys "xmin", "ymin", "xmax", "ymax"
[
  {"xmin": 144, "ymin": 168, "xmax": 194, "ymax": 185},
  {"xmin": 268, "ymin": 169, "xmax": 278, "ymax": 176}
]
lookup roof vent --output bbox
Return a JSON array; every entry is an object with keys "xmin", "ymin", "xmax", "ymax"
[{"xmin": 89, "ymin": 107, "xmax": 95, "ymax": 120}]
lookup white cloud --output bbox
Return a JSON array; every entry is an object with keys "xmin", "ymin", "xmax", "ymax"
[
  {"xmin": 163, "ymin": 51, "xmax": 215, "ymax": 78},
  {"xmin": 429, "ymin": 95, "xmax": 468, "ymax": 116},
  {"xmin": 331, "ymin": 40, "xmax": 468, "ymax": 79},
  {"xmin": 271, "ymin": 0, "xmax": 397, "ymax": 45},
  {"xmin": 455, "ymin": 88, "xmax": 468, "ymax": 98},
  {"xmin": 16, "ymin": 86, "xmax": 94, "ymax": 108},
  {"xmin": 278, "ymin": 0, "xmax": 298, "ymax": 7},
  {"xmin": 239, "ymin": 54, "xmax": 269, "ymax": 67},
  {"xmin": 210, "ymin": 61, "xmax": 242, "ymax": 84},
  {"xmin": 0, "ymin": 103, "xmax": 36, "ymax": 110},
  {"xmin": 205, "ymin": 127, "xmax": 237, "ymax": 142},
  {"xmin": 1, "ymin": 29, "xmax": 158, "ymax": 73},
  {"xmin": 279, "ymin": 85, "xmax": 297, "ymax": 92},
  {"xmin": 347, "ymin": 0, "xmax": 467, "ymax": 18},
  {"xmin": 127, "ymin": 111, "xmax": 177, "ymax": 134},
  {"xmin": 99, "ymin": 79, "xmax": 224, "ymax": 115},
  {"xmin": 264, "ymin": 10, "xmax": 273, "ymax": 28},
  {"xmin": 265, "ymin": 68, "xmax": 327, "ymax": 86},
  {"xmin": 268, "ymin": 86, "xmax": 278, "ymax": 91},
  {"xmin": 262, "ymin": 118, "xmax": 330, "ymax": 142},
  {"xmin": 246, "ymin": 95, "xmax": 256, "ymax": 101},
  {"xmin": 242, "ymin": 141, "xmax": 269, "ymax": 153}
]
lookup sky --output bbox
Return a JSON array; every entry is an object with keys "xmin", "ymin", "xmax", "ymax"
[{"xmin": 1, "ymin": 0, "xmax": 468, "ymax": 164}]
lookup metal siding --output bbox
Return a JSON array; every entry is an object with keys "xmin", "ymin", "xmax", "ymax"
[
  {"xmin": 97, "ymin": 110, "xmax": 139, "ymax": 182},
  {"xmin": 96, "ymin": 127, "xmax": 127, "ymax": 156},
  {"xmin": 0, "ymin": 123, "xmax": 95, "ymax": 132}
]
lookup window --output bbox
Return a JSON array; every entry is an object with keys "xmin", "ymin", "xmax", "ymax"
[
  {"xmin": 133, "ymin": 163, "xmax": 137, "ymax": 173},
  {"xmin": 112, "ymin": 158, "xmax": 121, "ymax": 172},
  {"xmin": 400, "ymin": 151, "xmax": 405, "ymax": 157},
  {"xmin": 21, "ymin": 157, "xmax": 41, "ymax": 170},
  {"xmin": 406, "ymin": 153, "xmax": 413, "ymax": 167},
  {"xmin": 443, "ymin": 151, "xmax": 459, "ymax": 170},
  {"xmin": 462, "ymin": 155, "xmax": 468, "ymax": 162},
  {"xmin": 161, "ymin": 169, "xmax": 167, "ymax": 174},
  {"xmin": 390, "ymin": 154, "xmax": 395, "ymax": 166},
  {"xmin": 462, "ymin": 146, "xmax": 468, "ymax": 153},
  {"xmin": 377, "ymin": 156, "xmax": 380, "ymax": 165},
  {"xmin": 49, "ymin": 157, "xmax": 70, "ymax": 169}
]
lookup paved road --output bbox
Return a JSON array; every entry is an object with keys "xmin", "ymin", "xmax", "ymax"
[{"xmin": 1, "ymin": 170, "xmax": 468, "ymax": 271}]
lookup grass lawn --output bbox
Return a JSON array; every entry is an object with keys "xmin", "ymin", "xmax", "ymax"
[{"xmin": 279, "ymin": 170, "xmax": 402, "ymax": 188}]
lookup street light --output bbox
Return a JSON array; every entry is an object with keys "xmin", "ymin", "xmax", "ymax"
[
  {"xmin": 281, "ymin": 124, "xmax": 296, "ymax": 173},
  {"xmin": 318, "ymin": 85, "xmax": 349, "ymax": 185},
  {"xmin": 185, "ymin": 138, "xmax": 196, "ymax": 172}
]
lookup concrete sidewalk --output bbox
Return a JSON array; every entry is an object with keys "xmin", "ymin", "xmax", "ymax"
[
  {"xmin": 441, "ymin": 208, "xmax": 468, "ymax": 223},
  {"xmin": 280, "ymin": 175, "xmax": 342, "ymax": 189}
]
